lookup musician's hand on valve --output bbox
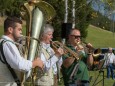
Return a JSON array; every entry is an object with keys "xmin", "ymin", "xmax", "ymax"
[
  {"xmin": 86, "ymin": 43, "xmax": 93, "ymax": 49},
  {"xmin": 86, "ymin": 43, "xmax": 93, "ymax": 53},
  {"xmin": 32, "ymin": 58, "xmax": 44, "ymax": 69},
  {"xmin": 86, "ymin": 43, "xmax": 92, "ymax": 48},
  {"xmin": 55, "ymin": 47, "xmax": 64, "ymax": 58}
]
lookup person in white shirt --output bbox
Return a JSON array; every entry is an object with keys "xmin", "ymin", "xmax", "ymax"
[
  {"xmin": 0, "ymin": 17, "xmax": 44, "ymax": 86},
  {"xmin": 35, "ymin": 24, "xmax": 63, "ymax": 86},
  {"xmin": 104, "ymin": 47, "xmax": 115, "ymax": 79}
]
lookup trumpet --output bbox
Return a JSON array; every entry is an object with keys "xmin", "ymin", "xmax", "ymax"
[
  {"xmin": 51, "ymin": 41, "xmax": 80, "ymax": 60},
  {"xmin": 75, "ymin": 41, "xmax": 101, "ymax": 58},
  {"xmin": 51, "ymin": 41, "xmax": 80, "ymax": 68}
]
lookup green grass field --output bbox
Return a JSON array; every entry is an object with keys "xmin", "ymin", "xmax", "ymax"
[
  {"xmin": 89, "ymin": 69, "xmax": 115, "ymax": 86},
  {"xmin": 58, "ymin": 69, "xmax": 115, "ymax": 86},
  {"xmin": 0, "ymin": 25, "xmax": 115, "ymax": 86},
  {"xmin": 86, "ymin": 25, "xmax": 115, "ymax": 48}
]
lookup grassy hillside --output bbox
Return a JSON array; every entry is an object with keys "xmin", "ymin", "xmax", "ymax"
[{"xmin": 86, "ymin": 25, "xmax": 115, "ymax": 48}]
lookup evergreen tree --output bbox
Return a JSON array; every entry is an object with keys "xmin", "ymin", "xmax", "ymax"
[{"xmin": 0, "ymin": 0, "xmax": 26, "ymax": 17}]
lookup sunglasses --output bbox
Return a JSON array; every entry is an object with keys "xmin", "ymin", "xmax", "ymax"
[{"xmin": 71, "ymin": 35, "xmax": 81, "ymax": 39}]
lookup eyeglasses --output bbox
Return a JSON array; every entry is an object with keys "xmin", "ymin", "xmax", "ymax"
[{"xmin": 70, "ymin": 35, "xmax": 81, "ymax": 39}]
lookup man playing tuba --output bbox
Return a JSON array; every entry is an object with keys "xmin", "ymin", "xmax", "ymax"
[
  {"xmin": 0, "ymin": 16, "xmax": 44, "ymax": 86},
  {"xmin": 20, "ymin": 0, "xmax": 57, "ymax": 85}
]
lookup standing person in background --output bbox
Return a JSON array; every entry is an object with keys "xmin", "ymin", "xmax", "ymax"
[
  {"xmin": 61, "ymin": 29, "xmax": 93, "ymax": 86},
  {"xmin": 0, "ymin": 16, "xmax": 44, "ymax": 86},
  {"xmin": 35, "ymin": 24, "xmax": 63, "ymax": 86},
  {"xmin": 104, "ymin": 47, "xmax": 115, "ymax": 79}
]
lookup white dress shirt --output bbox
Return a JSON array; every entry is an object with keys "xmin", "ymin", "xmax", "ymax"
[
  {"xmin": 35, "ymin": 42, "xmax": 63, "ymax": 86},
  {"xmin": 0, "ymin": 35, "xmax": 33, "ymax": 86},
  {"xmin": 104, "ymin": 52, "xmax": 115, "ymax": 65},
  {"xmin": 40, "ymin": 42, "xmax": 63, "ymax": 74},
  {"xmin": 0, "ymin": 35, "xmax": 32, "ymax": 71}
]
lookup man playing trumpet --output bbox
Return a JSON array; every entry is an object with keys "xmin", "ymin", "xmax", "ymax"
[{"xmin": 61, "ymin": 29, "xmax": 93, "ymax": 86}]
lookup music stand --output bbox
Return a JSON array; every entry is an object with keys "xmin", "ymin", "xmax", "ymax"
[{"xmin": 92, "ymin": 59, "xmax": 105, "ymax": 86}]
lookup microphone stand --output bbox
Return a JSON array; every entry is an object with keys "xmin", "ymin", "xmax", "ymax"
[{"xmin": 92, "ymin": 59, "xmax": 105, "ymax": 86}]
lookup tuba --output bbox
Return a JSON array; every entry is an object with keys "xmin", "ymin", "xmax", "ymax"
[{"xmin": 20, "ymin": 0, "xmax": 56, "ymax": 85}]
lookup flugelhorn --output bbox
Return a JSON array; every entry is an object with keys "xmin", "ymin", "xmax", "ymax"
[
  {"xmin": 51, "ymin": 41, "xmax": 80, "ymax": 60},
  {"xmin": 51, "ymin": 41, "xmax": 80, "ymax": 68},
  {"xmin": 84, "ymin": 42, "xmax": 101, "ymax": 58}
]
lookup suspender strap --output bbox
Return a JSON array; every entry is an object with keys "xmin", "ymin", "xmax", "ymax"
[
  {"xmin": 42, "ymin": 48, "xmax": 51, "ymax": 60},
  {"xmin": 0, "ymin": 40, "xmax": 21, "ymax": 86},
  {"xmin": 69, "ymin": 63, "xmax": 79, "ymax": 80}
]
